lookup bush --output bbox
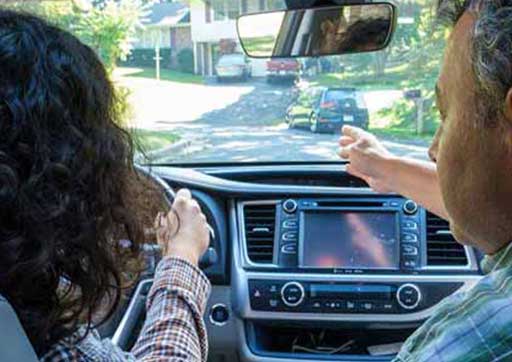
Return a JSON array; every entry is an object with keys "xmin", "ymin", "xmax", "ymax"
[
  {"xmin": 177, "ymin": 48, "xmax": 194, "ymax": 74},
  {"xmin": 376, "ymin": 92, "xmax": 440, "ymax": 136},
  {"xmin": 119, "ymin": 48, "xmax": 173, "ymax": 69},
  {"xmin": 115, "ymin": 85, "xmax": 134, "ymax": 127}
]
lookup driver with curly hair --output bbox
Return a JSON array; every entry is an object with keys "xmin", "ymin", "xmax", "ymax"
[{"xmin": 0, "ymin": 9, "xmax": 211, "ymax": 362}]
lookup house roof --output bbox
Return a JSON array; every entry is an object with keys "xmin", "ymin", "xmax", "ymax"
[{"xmin": 145, "ymin": 2, "xmax": 190, "ymax": 28}]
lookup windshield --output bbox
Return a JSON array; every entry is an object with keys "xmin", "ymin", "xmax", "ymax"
[
  {"xmin": 6, "ymin": 0, "xmax": 439, "ymax": 164},
  {"xmin": 218, "ymin": 54, "xmax": 245, "ymax": 65}
]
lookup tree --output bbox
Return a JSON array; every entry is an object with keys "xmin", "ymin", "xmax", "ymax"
[
  {"xmin": 2, "ymin": 0, "xmax": 150, "ymax": 72},
  {"xmin": 72, "ymin": 0, "xmax": 151, "ymax": 72}
]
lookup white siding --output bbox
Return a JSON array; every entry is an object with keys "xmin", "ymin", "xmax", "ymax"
[
  {"xmin": 133, "ymin": 27, "xmax": 171, "ymax": 48},
  {"xmin": 190, "ymin": 2, "xmax": 238, "ymax": 42}
]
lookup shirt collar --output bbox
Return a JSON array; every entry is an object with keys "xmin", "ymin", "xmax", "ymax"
[{"xmin": 481, "ymin": 241, "xmax": 512, "ymax": 274}]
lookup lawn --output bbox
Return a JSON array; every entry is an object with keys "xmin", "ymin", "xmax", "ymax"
[
  {"xmin": 122, "ymin": 67, "xmax": 203, "ymax": 85},
  {"xmin": 310, "ymin": 64, "xmax": 410, "ymax": 91},
  {"xmin": 132, "ymin": 129, "xmax": 181, "ymax": 152},
  {"xmin": 242, "ymin": 35, "xmax": 275, "ymax": 57}
]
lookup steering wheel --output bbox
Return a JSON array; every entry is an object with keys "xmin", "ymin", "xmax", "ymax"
[{"xmin": 134, "ymin": 165, "xmax": 218, "ymax": 269}]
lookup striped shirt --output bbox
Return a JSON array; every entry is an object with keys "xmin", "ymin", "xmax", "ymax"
[
  {"xmin": 395, "ymin": 242, "xmax": 512, "ymax": 362},
  {"xmin": 41, "ymin": 257, "xmax": 211, "ymax": 362}
]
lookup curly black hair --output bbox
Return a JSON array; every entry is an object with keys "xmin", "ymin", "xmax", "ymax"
[{"xmin": 0, "ymin": 10, "xmax": 143, "ymax": 356}]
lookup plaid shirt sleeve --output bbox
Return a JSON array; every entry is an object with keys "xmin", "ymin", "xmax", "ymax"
[
  {"xmin": 393, "ymin": 243, "xmax": 512, "ymax": 362},
  {"xmin": 131, "ymin": 256, "xmax": 211, "ymax": 362}
]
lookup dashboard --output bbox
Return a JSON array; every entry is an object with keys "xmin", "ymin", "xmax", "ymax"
[{"xmin": 111, "ymin": 163, "xmax": 482, "ymax": 362}]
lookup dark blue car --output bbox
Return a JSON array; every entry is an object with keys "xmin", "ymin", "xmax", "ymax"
[{"xmin": 286, "ymin": 86, "xmax": 369, "ymax": 133}]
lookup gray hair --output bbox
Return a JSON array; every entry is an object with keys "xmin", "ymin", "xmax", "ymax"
[{"xmin": 438, "ymin": 0, "xmax": 512, "ymax": 122}]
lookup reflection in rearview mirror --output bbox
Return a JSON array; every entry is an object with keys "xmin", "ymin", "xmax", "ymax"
[{"xmin": 237, "ymin": 4, "xmax": 396, "ymax": 59}]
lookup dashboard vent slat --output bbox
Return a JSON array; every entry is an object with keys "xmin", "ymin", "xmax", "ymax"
[
  {"xmin": 426, "ymin": 212, "xmax": 468, "ymax": 267},
  {"xmin": 243, "ymin": 204, "xmax": 276, "ymax": 264}
]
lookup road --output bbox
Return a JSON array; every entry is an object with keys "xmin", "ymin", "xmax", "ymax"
[
  {"xmin": 117, "ymin": 72, "xmax": 430, "ymax": 163},
  {"xmin": 155, "ymin": 123, "xmax": 430, "ymax": 163}
]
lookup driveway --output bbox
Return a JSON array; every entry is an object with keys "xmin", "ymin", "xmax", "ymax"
[
  {"xmin": 117, "ymin": 74, "xmax": 428, "ymax": 163},
  {"xmin": 154, "ymin": 123, "xmax": 429, "ymax": 163}
]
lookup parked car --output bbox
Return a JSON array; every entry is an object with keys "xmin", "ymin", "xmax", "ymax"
[
  {"xmin": 286, "ymin": 86, "xmax": 370, "ymax": 133},
  {"xmin": 215, "ymin": 53, "xmax": 252, "ymax": 82},
  {"xmin": 266, "ymin": 58, "xmax": 300, "ymax": 83}
]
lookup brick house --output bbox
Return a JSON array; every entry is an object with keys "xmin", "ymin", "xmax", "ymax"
[{"xmin": 129, "ymin": 2, "xmax": 193, "ymax": 69}]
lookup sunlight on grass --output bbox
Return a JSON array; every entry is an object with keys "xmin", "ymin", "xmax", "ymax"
[
  {"xmin": 132, "ymin": 129, "xmax": 181, "ymax": 152},
  {"xmin": 118, "ymin": 67, "xmax": 203, "ymax": 85}
]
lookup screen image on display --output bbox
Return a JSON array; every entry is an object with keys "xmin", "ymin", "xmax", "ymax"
[{"xmin": 300, "ymin": 211, "xmax": 399, "ymax": 269}]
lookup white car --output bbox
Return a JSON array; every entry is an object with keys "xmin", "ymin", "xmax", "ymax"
[{"xmin": 215, "ymin": 53, "xmax": 252, "ymax": 82}]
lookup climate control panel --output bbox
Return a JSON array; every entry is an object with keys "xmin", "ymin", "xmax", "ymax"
[{"xmin": 249, "ymin": 279, "xmax": 462, "ymax": 315}]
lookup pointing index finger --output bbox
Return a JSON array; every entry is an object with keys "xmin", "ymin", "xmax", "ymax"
[{"xmin": 342, "ymin": 125, "xmax": 364, "ymax": 140}]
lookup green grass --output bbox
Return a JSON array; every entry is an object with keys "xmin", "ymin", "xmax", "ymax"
[
  {"xmin": 372, "ymin": 127, "xmax": 434, "ymax": 142},
  {"xmin": 126, "ymin": 67, "xmax": 203, "ymax": 85},
  {"xmin": 132, "ymin": 129, "xmax": 181, "ymax": 152},
  {"xmin": 311, "ymin": 64, "xmax": 410, "ymax": 91},
  {"xmin": 243, "ymin": 36, "xmax": 275, "ymax": 57}
]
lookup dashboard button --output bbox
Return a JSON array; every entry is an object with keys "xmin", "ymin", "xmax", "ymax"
[
  {"xmin": 346, "ymin": 301, "xmax": 356, "ymax": 311},
  {"xmin": 281, "ymin": 243, "xmax": 297, "ymax": 254},
  {"xmin": 360, "ymin": 301, "xmax": 375, "ymax": 312},
  {"xmin": 281, "ymin": 282, "xmax": 305, "ymax": 307},
  {"xmin": 251, "ymin": 288, "xmax": 263, "ymax": 299},
  {"xmin": 402, "ymin": 221, "xmax": 418, "ymax": 230},
  {"xmin": 402, "ymin": 259, "xmax": 418, "ymax": 269},
  {"xmin": 403, "ymin": 200, "xmax": 418, "ymax": 215},
  {"xmin": 402, "ymin": 245, "xmax": 419, "ymax": 256},
  {"xmin": 268, "ymin": 284, "xmax": 279, "ymax": 294},
  {"xmin": 269, "ymin": 299, "xmax": 279, "ymax": 308},
  {"xmin": 210, "ymin": 304, "xmax": 229, "ymax": 326},
  {"xmin": 282, "ymin": 231, "xmax": 298, "ymax": 241},
  {"xmin": 375, "ymin": 302, "xmax": 395, "ymax": 313},
  {"xmin": 311, "ymin": 301, "xmax": 322, "ymax": 310},
  {"xmin": 283, "ymin": 199, "xmax": 298, "ymax": 214},
  {"xmin": 397, "ymin": 284, "xmax": 422, "ymax": 310},
  {"xmin": 282, "ymin": 220, "xmax": 298, "ymax": 229},
  {"xmin": 402, "ymin": 233, "xmax": 418, "ymax": 243},
  {"xmin": 382, "ymin": 302, "xmax": 395, "ymax": 312}
]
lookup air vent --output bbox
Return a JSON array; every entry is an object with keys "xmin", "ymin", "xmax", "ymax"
[
  {"xmin": 426, "ymin": 212, "xmax": 468, "ymax": 266},
  {"xmin": 243, "ymin": 203, "xmax": 276, "ymax": 264}
]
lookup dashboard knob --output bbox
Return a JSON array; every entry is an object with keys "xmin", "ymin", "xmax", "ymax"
[
  {"xmin": 281, "ymin": 281, "xmax": 305, "ymax": 307},
  {"xmin": 403, "ymin": 200, "xmax": 418, "ymax": 215},
  {"xmin": 397, "ymin": 283, "xmax": 422, "ymax": 310},
  {"xmin": 209, "ymin": 303, "xmax": 229, "ymax": 326},
  {"xmin": 283, "ymin": 199, "xmax": 298, "ymax": 214}
]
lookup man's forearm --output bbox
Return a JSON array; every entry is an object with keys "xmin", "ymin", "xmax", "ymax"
[{"xmin": 383, "ymin": 157, "xmax": 449, "ymax": 220}]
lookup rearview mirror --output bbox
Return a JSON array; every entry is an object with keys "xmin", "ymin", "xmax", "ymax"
[{"xmin": 237, "ymin": 3, "xmax": 396, "ymax": 58}]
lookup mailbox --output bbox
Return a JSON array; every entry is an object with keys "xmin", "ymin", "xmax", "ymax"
[{"xmin": 404, "ymin": 89, "xmax": 422, "ymax": 100}]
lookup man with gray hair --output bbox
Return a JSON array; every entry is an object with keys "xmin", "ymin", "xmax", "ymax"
[{"xmin": 339, "ymin": 1, "xmax": 512, "ymax": 361}]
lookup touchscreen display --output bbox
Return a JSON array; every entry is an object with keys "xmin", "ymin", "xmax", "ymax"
[{"xmin": 300, "ymin": 211, "xmax": 399, "ymax": 269}]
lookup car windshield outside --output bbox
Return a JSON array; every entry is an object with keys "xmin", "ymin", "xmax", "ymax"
[
  {"xmin": 6, "ymin": 0, "xmax": 440, "ymax": 164},
  {"xmin": 218, "ymin": 54, "xmax": 245, "ymax": 65}
]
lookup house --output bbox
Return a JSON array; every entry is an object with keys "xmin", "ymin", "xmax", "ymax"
[
  {"xmin": 125, "ymin": 1, "xmax": 193, "ymax": 70},
  {"xmin": 190, "ymin": 0, "xmax": 282, "ymax": 77}
]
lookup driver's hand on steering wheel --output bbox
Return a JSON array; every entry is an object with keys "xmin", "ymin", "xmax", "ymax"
[{"xmin": 155, "ymin": 188, "xmax": 210, "ymax": 267}]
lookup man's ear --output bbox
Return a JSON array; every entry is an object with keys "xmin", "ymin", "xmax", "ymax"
[
  {"xmin": 504, "ymin": 88, "xmax": 512, "ymax": 124},
  {"xmin": 504, "ymin": 88, "xmax": 512, "ymax": 150}
]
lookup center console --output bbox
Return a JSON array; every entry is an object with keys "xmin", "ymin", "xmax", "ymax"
[
  {"xmin": 232, "ymin": 196, "xmax": 481, "ymax": 360},
  {"xmin": 232, "ymin": 194, "xmax": 480, "ymax": 362}
]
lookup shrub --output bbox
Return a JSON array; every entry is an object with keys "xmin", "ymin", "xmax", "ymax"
[{"xmin": 177, "ymin": 48, "xmax": 194, "ymax": 74}]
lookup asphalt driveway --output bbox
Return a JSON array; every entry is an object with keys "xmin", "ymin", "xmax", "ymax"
[{"xmin": 117, "ymin": 72, "xmax": 429, "ymax": 163}]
